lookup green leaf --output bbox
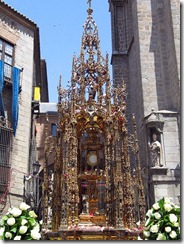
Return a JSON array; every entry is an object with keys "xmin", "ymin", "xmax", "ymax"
[
  {"xmin": 158, "ymin": 197, "xmax": 164, "ymax": 209},
  {"xmin": 2, "ymin": 215, "xmax": 9, "ymax": 221},
  {"xmin": 25, "ymin": 233, "xmax": 33, "ymax": 240},
  {"xmin": 174, "ymin": 208, "xmax": 180, "ymax": 215},
  {"xmin": 20, "ymin": 215, "xmax": 26, "ymax": 220},
  {"xmin": 26, "ymin": 237, "xmax": 33, "ymax": 240},
  {"xmin": 28, "ymin": 218, "xmax": 36, "ymax": 226},
  {"xmin": 164, "ymin": 233, "xmax": 169, "ymax": 240},
  {"xmin": 10, "ymin": 226, "xmax": 17, "ymax": 233}
]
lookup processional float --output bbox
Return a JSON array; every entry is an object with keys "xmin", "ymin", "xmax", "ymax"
[{"xmin": 42, "ymin": 0, "xmax": 146, "ymax": 240}]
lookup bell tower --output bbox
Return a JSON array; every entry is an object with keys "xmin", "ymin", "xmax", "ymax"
[{"xmin": 109, "ymin": 0, "xmax": 180, "ymax": 209}]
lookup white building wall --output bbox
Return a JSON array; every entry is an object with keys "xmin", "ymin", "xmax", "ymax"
[{"xmin": 0, "ymin": 11, "xmax": 35, "ymax": 212}]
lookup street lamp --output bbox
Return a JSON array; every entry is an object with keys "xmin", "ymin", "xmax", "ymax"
[
  {"xmin": 23, "ymin": 161, "xmax": 41, "ymax": 211},
  {"xmin": 33, "ymin": 161, "xmax": 41, "ymax": 175},
  {"xmin": 32, "ymin": 161, "xmax": 41, "ymax": 214}
]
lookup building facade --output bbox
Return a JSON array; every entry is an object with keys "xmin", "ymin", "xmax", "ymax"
[
  {"xmin": 36, "ymin": 102, "xmax": 57, "ymax": 171},
  {"xmin": 109, "ymin": 0, "xmax": 180, "ymax": 206},
  {"xmin": 0, "ymin": 1, "xmax": 47, "ymax": 215}
]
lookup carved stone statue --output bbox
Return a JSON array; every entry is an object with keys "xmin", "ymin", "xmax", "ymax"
[
  {"xmin": 82, "ymin": 195, "xmax": 87, "ymax": 213},
  {"xmin": 88, "ymin": 82, "xmax": 96, "ymax": 100},
  {"xmin": 148, "ymin": 133, "xmax": 163, "ymax": 167}
]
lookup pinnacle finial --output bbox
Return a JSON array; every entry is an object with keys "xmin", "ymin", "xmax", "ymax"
[
  {"xmin": 59, "ymin": 75, "xmax": 62, "ymax": 88},
  {"xmin": 87, "ymin": 0, "xmax": 92, "ymax": 8},
  {"xmin": 87, "ymin": 0, "xmax": 93, "ymax": 15}
]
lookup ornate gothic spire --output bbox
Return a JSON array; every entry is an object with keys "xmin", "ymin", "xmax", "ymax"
[
  {"xmin": 43, "ymin": 0, "xmax": 143, "ymax": 237},
  {"xmin": 71, "ymin": 0, "xmax": 109, "ymax": 107}
]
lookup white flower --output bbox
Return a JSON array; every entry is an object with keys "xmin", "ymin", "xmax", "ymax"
[
  {"xmin": 174, "ymin": 205, "xmax": 180, "ymax": 209},
  {"xmin": 146, "ymin": 209, "xmax": 153, "ymax": 217},
  {"xmin": 30, "ymin": 229, "xmax": 41, "ymax": 240},
  {"xmin": 5, "ymin": 232, "xmax": 12, "ymax": 239},
  {"xmin": 143, "ymin": 230, "xmax": 150, "ymax": 237},
  {"xmin": 19, "ymin": 202, "xmax": 30, "ymax": 211},
  {"xmin": 152, "ymin": 202, "xmax": 160, "ymax": 210},
  {"xmin": 21, "ymin": 219, "xmax": 28, "ymax": 225},
  {"xmin": 0, "ymin": 218, "xmax": 4, "ymax": 226},
  {"xmin": 150, "ymin": 224, "xmax": 159, "ymax": 233},
  {"xmin": 39, "ymin": 220, "xmax": 43, "ymax": 225},
  {"xmin": 7, "ymin": 217, "xmax": 15, "ymax": 226},
  {"xmin": 154, "ymin": 212, "xmax": 161, "ymax": 220},
  {"xmin": 169, "ymin": 230, "xmax": 177, "ymax": 239},
  {"xmin": 174, "ymin": 222, "xmax": 179, "ymax": 227},
  {"xmin": 164, "ymin": 197, "xmax": 171, "ymax": 203},
  {"xmin": 19, "ymin": 225, "xmax": 28, "ymax": 234},
  {"xmin": 0, "ymin": 227, "xmax": 5, "ymax": 236},
  {"xmin": 165, "ymin": 226, "xmax": 172, "ymax": 233},
  {"xmin": 164, "ymin": 203, "xmax": 173, "ymax": 212},
  {"xmin": 138, "ymin": 236, "xmax": 143, "ymax": 240},
  {"xmin": 10, "ymin": 207, "xmax": 22, "ymax": 217},
  {"xmin": 156, "ymin": 233, "xmax": 166, "ymax": 240},
  {"xmin": 29, "ymin": 210, "xmax": 37, "ymax": 218},
  {"xmin": 169, "ymin": 213, "xmax": 177, "ymax": 223},
  {"xmin": 33, "ymin": 223, "xmax": 40, "ymax": 232},
  {"xmin": 14, "ymin": 235, "xmax": 21, "ymax": 240}
]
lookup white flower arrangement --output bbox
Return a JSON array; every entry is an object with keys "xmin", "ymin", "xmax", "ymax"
[
  {"xmin": 142, "ymin": 197, "xmax": 180, "ymax": 240},
  {"xmin": 0, "ymin": 202, "xmax": 42, "ymax": 240}
]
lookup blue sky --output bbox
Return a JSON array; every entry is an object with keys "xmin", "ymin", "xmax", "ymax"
[{"xmin": 4, "ymin": 0, "xmax": 112, "ymax": 103}]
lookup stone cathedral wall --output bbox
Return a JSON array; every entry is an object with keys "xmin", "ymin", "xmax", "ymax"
[{"xmin": 109, "ymin": 0, "xmax": 180, "ymax": 206}]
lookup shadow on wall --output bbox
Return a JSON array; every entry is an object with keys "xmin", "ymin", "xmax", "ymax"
[{"xmin": 150, "ymin": 0, "xmax": 180, "ymax": 111}]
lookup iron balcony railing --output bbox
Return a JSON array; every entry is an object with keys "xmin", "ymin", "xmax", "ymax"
[{"xmin": 0, "ymin": 118, "xmax": 13, "ymax": 193}]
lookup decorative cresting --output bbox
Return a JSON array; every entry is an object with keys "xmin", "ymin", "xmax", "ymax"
[{"xmin": 42, "ymin": 0, "xmax": 145, "ymax": 240}]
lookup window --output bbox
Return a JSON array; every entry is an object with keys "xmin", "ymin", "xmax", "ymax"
[
  {"xmin": 0, "ymin": 38, "xmax": 14, "ymax": 82},
  {"xmin": 51, "ymin": 123, "xmax": 57, "ymax": 137}
]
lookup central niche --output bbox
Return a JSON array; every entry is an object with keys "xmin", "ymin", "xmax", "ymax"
[{"xmin": 78, "ymin": 128, "xmax": 106, "ymax": 218}]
